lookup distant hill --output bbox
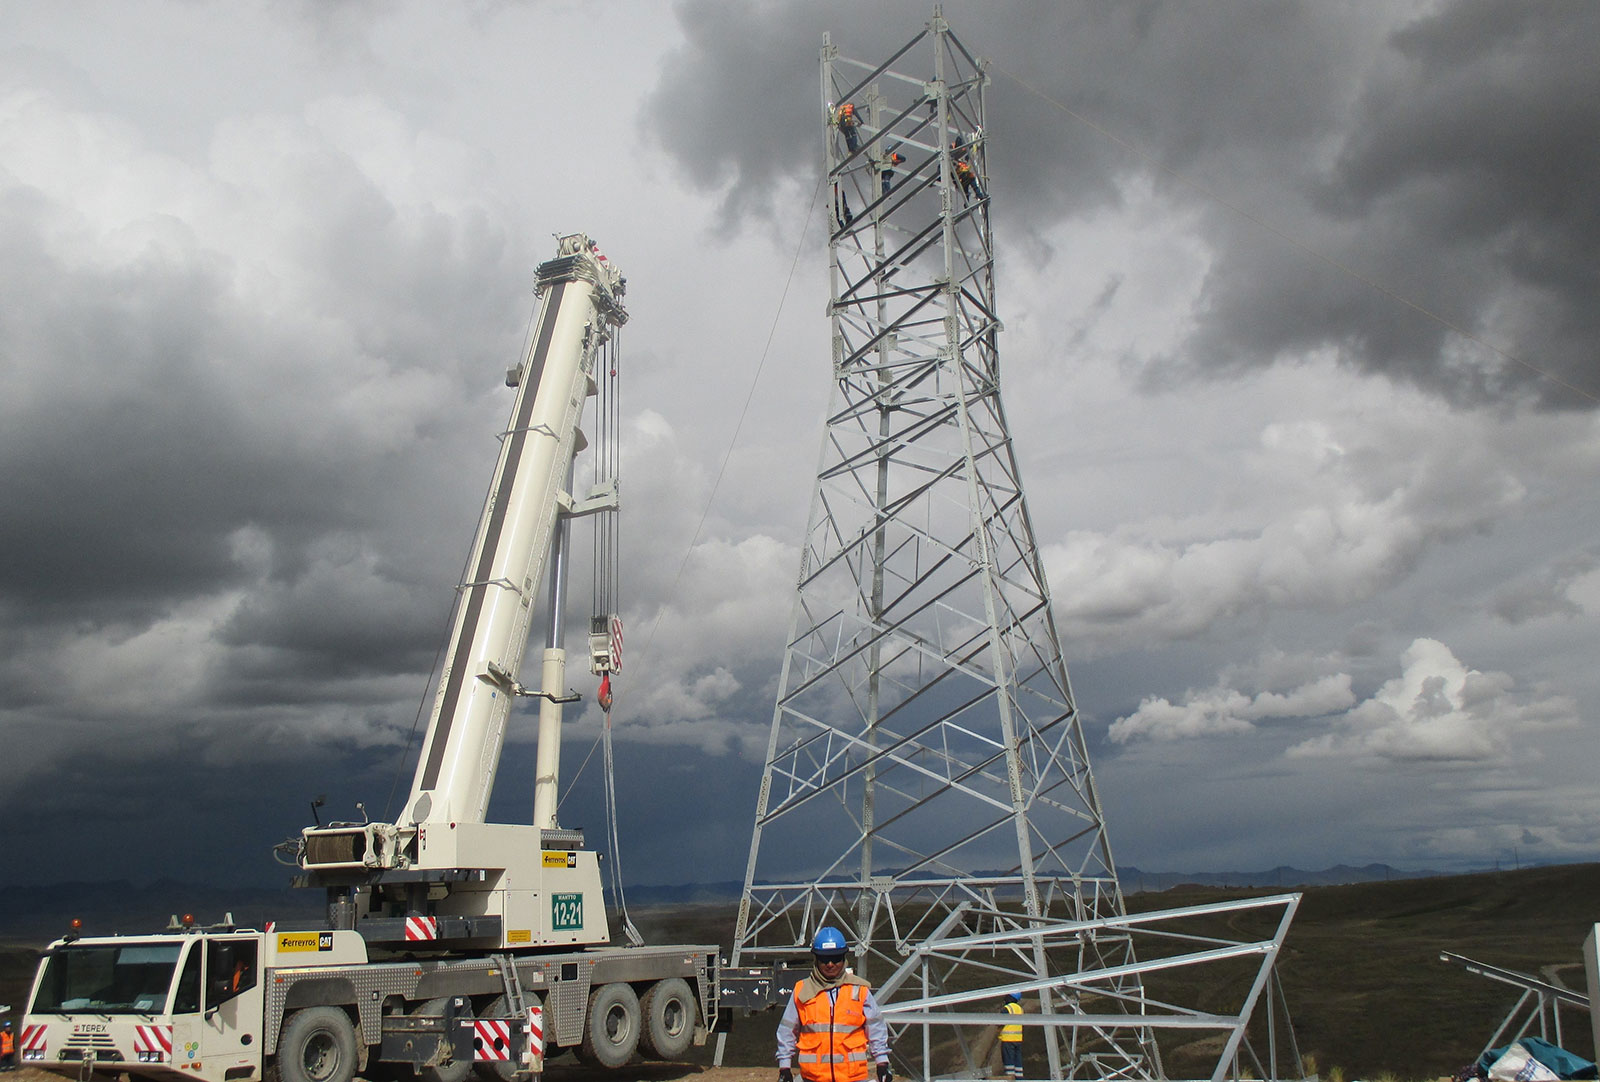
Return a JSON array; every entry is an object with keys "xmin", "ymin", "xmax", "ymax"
[
  {"xmin": 0, "ymin": 879, "xmax": 325, "ymax": 942},
  {"xmin": 626, "ymin": 880, "xmax": 746, "ymax": 905},
  {"xmin": 0, "ymin": 864, "xmax": 1463, "ymax": 941},
  {"xmin": 1116, "ymin": 861, "xmax": 1444, "ymax": 891},
  {"xmin": 621, "ymin": 863, "xmax": 1445, "ymax": 905}
]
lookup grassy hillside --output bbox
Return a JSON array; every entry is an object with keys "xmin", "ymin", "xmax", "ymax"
[
  {"xmin": 1265, "ymin": 862, "xmax": 1600, "ymax": 1078},
  {"xmin": 648, "ymin": 864, "xmax": 1600, "ymax": 1079},
  {"xmin": 4, "ymin": 864, "xmax": 1597, "ymax": 1080}
]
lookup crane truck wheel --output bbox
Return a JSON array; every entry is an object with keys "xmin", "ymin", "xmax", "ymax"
[
  {"xmin": 576, "ymin": 982, "xmax": 640, "ymax": 1068},
  {"xmin": 471, "ymin": 994, "xmax": 536, "ymax": 1082},
  {"xmin": 278, "ymin": 1006, "xmax": 359, "ymax": 1082},
  {"xmin": 638, "ymin": 978, "xmax": 696, "ymax": 1060},
  {"xmin": 416, "ymin": 997, "xmax": 474, "ymax": 1082}
]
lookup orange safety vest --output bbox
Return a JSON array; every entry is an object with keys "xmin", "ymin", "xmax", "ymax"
[
  {"xmin": 839, "ymin": 104, "xmax": 856, "ymax": 124},
  {"xmin": 794, "ymin": 981, "xmax": 872, "ymax": 1082},
  {"xmin": 1, "ymin": 1030, "xmax": 14, "ymax": 1056}
]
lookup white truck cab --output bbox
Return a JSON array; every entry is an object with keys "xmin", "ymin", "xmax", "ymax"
[{"xmin": 24, "ymin": 928, "xmax": 268, "ymax": 1082}]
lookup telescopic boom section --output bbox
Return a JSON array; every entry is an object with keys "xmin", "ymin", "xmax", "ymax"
[
  {"xmin": 407, "ymin": 235, "xmax": 626, "ymax": 828},
  {"xmin": 299, "ymin": 235, "xmax": 626, "ymax": 883}
]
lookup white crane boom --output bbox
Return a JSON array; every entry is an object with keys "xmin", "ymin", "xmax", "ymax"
[
  {"xmin": 406, "ymin": 237, "xmax": 623, "ymax": 828},
  {"xmin": 295, "ymin": 234, "xmax": 625, "ymax": 950}
]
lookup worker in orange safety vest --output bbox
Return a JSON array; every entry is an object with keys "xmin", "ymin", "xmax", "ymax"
[
  {"xmin": 776, "ymin": 927, "xmax": 890, "ymax": 1082},
  {"xmin": 833, "ymin": 101, "xmax": 862, "ymax": 154},
  {"xmin": 880, "ymin": 148, "xmax": 905, "ymax": 197},
  {"xmin": 1, "ymin": 1020, "xmax": 16, "ymax": 1072}
]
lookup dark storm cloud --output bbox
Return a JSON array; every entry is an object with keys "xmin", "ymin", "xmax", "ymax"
[
  {"xmin": 0, "ymin": 123, "xmax": 523, "ymax": 644},
  {"xmin": 641, "ymin": 0, "xmax": 825, "ymax": 229},
  {"xmin": 645, "ymin": 0, "xmax": 1600, "ymax": 408},
  {"xmin": 5, "ymin": 741, "xmax": 411, "ymax": 888},
  {"xmin": 644, "ymin": 1, "xmax": 1363, "ymax": 223},
  {"xmin": 0, "ymin": 221, "xmax": 441, "ymax": 689},
  {"xmin": 1313, "ymin": 0, "xmax": 1600, "ymax": 407},
  {"xmin": 0, "ymin": 77, "xmax": 548, "ymax": 834},
  {"xmin": 0, "ymin": 192, "xmax": 238, "ymax": 614}
]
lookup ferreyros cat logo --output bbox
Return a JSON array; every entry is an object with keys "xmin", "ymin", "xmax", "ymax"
[
  {"xmin": 542, "ymin": 851, "xmax": 577, "ymax": 869},
  {"xmin": 278, "ymin": 931, "xmax": 335, "ymax": 953}
]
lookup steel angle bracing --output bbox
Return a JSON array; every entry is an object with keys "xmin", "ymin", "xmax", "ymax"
[{"xmin": 725, "ymin": 15, "xmax": 1173, "ymax": 1082}]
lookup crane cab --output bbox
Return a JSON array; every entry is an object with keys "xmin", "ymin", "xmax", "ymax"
[{"xmin": 23, "ymin": 927, "xmax": 267, "ymax": 1082}]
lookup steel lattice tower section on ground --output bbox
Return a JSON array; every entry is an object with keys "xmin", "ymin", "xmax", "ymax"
[{"xmin": 725, "ymin": 13, "xmax": 1160, "ymax": 1080}]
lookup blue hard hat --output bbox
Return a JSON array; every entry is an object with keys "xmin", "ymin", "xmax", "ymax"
[
  {"xmin": 1009, "ymin": 992, "xmax": 1022, "ymax": 1002},
  {"xmin": 811, "ymin": 926, "xmax": 849, "ymax": 956}
]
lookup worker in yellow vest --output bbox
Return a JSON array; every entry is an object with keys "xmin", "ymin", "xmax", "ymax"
[
  {"xmin": 777, "ymin": 927, "xmax": 891, "ymax": 1082},
  {"xmin": 954, "ymin": 155, "xmax": 985, "ymax": 202},
  {"xmin": 1000, "ymin": 992, "xmax": 1023, "ymax": 1080}
]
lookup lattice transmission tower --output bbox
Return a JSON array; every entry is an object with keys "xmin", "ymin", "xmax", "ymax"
[{"xmin": 726, "ymin": 13, "xmax": 1159, "ymax": 1080}]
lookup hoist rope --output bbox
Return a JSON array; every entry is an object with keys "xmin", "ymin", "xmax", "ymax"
[
  {"xmin": 592, "ymin": 333, "xmax": 622, "ymax": 621},
  {"xmin": 560, "ymin": 180, "xmax": 823, "ymax": 920},
  {"xmin": 601, "ymin": 699, "xmax": 643, "ymax": 945},
  {"xmin": 633, "ymin": 171, "xmax": 828, "ymax": 671},
  {"xmin": 587, "ymin": 323, "xmax": 641, "ymax": 945}
]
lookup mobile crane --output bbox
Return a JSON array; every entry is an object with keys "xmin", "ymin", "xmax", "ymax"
[{"xmin": 20, "ymin": 235, "xmax": 722, "ymax": 1082}]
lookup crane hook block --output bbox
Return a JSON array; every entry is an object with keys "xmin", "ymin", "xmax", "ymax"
[{"xmin": 589, "ymin": 614, "xmax": 623, "ymax": 675}]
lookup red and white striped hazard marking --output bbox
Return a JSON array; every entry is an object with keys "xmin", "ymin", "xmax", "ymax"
[
  {"xmin": 404, "ymin": 915, "xmax": 440, "ymax": 941},
  {"xmin": 133, "ymin": 1025, "xmax": 173, "ymax": 1057},
  {"xmin": 20, "ymin": 1024, "xmax": 47, "ymax": 1053},
  {"xmin": 589, "ymin": 242, "xmax": 608, "ymax": 264},
  {"xmin": 473, "ymin": 1020, "xmax": 512, "ymax": 1061},
  {"xmin": 524, "ymin": 1006, "xmax": 545, "ymax": 1062},
  {"xmin": 610, "ymin": 616, "xmax": 624, "ymax": 672}
]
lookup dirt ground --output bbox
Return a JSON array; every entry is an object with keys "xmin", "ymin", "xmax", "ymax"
[
  {"xmin": 6, "ymin": 1062, "xmax": 777, "ymax": 1082},
  {"xmin": 540, "ymin": 1063, "xmax": 772, "ymax": 1082}
]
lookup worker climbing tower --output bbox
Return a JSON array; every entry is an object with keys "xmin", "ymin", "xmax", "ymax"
[{"xmin": 726, "ymin": 13, "xmax": 1163, "ymax": 1081}]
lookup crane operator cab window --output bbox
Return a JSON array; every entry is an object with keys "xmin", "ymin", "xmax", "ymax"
[{"xmin": 205, "ymin": 940, "xmax": 257, "ymax": 1009}]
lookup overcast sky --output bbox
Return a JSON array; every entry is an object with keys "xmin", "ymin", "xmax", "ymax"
[{"xmin": 4, "ymin": 0, "xmax": 1599, "ymax": 897}]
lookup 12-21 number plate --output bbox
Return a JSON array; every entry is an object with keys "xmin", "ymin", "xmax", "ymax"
[{"xmin": 552, "ymin": 892, "xmax": 583, "ymax": 931}]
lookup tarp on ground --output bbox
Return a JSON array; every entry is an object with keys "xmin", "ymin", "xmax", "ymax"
[{"xmin": 1480, "ymin": 1037, "xmax": 1598, "ymax": 1081}]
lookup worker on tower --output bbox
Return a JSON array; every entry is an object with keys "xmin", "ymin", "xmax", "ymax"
[
  {"xmin": 833, "ymin": 182, "xmax": 854, "ymax": 229},
  {"xmin": 776, "ymin": 927, "xmax": 891, "ymax": 1082},
  {"xmin": 832, "ymin": 101, "xmax": 862, "ymax": 154},
  {"xmin": 880, "ymin": 147, "xmax": 905, "ymax": 197},
  {"xmin": 999, "ymin": 992, "xmax": 1024, "ymax": 1081},
  {"xmin": 953, "ymin": 150, "xmax": 985, "ymax": 203}
]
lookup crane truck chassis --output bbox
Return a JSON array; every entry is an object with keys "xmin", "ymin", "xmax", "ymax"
[
  {"xmin": 20, "ymin": 236, "xmax": 749, "ymax": 1082},
  {"xmin": 22, "ymin": 924, "xmax": 720, "ymax": 1082}
]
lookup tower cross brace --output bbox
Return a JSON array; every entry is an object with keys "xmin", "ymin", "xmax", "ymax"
[{"xmin": 724, "ymin": 13, "xmax": 1157, "ymax": 1080}]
